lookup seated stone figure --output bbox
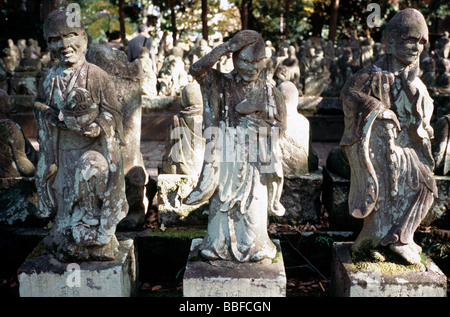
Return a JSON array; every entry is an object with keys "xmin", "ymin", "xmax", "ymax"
[
  {"xmin": 0, "ymin": 88, "xmax": 37, "ymax": 178},
  {"xmin": 340, "ymin": 9, "xmax": 437, "ymax": 267},
  {"xmin": 33, "ymin": 9, "xmax": 128, "ymax": 261},
  {"xmin": 161, "ymin": 82, "xmax": 205, "ymax": 177},
  {"xmin": 278, "ymin": 81, "xmax": 318, "ymax": 177}
]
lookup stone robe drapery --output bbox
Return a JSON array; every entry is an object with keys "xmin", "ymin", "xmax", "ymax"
[
  {"xmin": 185, "ymin": 69, "xmax": 286, "ymax": 262},
  {"xmin": 340, "ymin": 56, "xmax": 438, "ymax": 248},
  {"xmin": 34, "ymin": 62, "xmax": 128, "ymax": 261}
]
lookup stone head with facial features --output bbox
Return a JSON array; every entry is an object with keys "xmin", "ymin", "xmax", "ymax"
[
  {"xmin": 382, "ymin": 8, "xmax": 428, "ymax": 69},
  {"xmin": 43, "ymin": 9, "xmax": 88, "ymax": 69}
]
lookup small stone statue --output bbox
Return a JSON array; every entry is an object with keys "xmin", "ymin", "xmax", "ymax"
[
  {"xmin": 161, "ymin": 82, "xmax": 205, "ymax": 176},
  {"xmin": 0, "ymin": 88, "xmax": 37, "ymax": 178},
  {"xmin": 184, "ymin": 30, "xmax": 287, "ymax": 263},
  {"xmin": 278, "ymin": 81, "xmax": 318, "ymax": 176},
  {"xmin": 340, "ymin": 9, "xmax": 437, "ymax": 267},
  {"xmin": 33, "ymin": 9, "xmax": 128, "ymax": 261}
]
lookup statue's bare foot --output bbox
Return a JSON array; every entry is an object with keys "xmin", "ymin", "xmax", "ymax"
[{"xmin": 389, "ymin": 242, "xmax": 424, "ymax": 268}]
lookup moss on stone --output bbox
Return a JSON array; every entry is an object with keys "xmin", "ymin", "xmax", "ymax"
[
  {"xmin": 147, "ymin": 227, "xmax": 206, "ymax": 240},
  {"xmin": 350, "ymin": 246, "xmax": 427, "ymax": 275}
]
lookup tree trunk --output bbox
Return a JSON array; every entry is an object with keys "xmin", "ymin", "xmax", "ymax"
[
  {"xmin": 171, "ymin": 3, "xmax": 177, "ymax": 44},
  {"xmin": 284, "ymin": 0, "xmax": 291, "ymax": 39},
  {"xmin": 328, "ymin": 0, "xmax": 339, "ymax": 43},
  {"xmin": 241, "ymin": 0, "xmax": 249, "ymax": 29},
  {"xmin": 118, "ymin": 0, "xmax": 126, "ymax": 41},
  {"xmin": 202, "ymin": 0, "xmax": 208, "ymax": 41},
  {"xmin": 41, "ymin": 0, "xmax": 58, "ymax": 21}
]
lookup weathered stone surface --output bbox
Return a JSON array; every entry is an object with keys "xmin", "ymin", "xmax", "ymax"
[
  {"xmin": 331, "ymin": 242, "xmax": 447, "ymax": 297},
  {"xmin": 33, "ymin": 9, "xmax": 128, "ymax": 262},
  {"xmin": 183, "ymin": 238, "xmax": 286, "ymax": 297},
  {"xmin": 184, "ymin": 30, "xmax": 286, "ymax": 263},
  {"xmin": 340, "ymin": 9, "xmax": 437, "ymax": 266},
  {"xmin": 18, "ymin": 238, "xmax": 137, "ymax": 297},
  {"xmin": 157, "ymin": 174, "xmax": 208, "ymax": 226},
  {"xmin": 322, "ymin": 167, "xmax": 362, "ymax": 231},
  {"xmin": 273, "ymin": 171, "xmax": 322, "ymax": 225}
]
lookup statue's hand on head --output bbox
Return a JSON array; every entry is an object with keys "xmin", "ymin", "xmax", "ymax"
[{"xmin": 228, "ymin": 31, "xmax": 258, "ymax": 53}]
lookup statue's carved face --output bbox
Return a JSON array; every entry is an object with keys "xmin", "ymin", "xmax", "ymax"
[
  {"xmin": 47, "ymin": 31, "xmax": 86, "ymax": 68},
  {"xmin": 234, "ymin": 46, "xmax": 265, "ymax": 83},
  {"xmin": 391, "ymin": 33, "xmax": 426, "ymax": 66}
]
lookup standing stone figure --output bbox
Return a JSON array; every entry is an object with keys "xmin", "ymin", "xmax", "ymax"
[
  {"xmin": 340, "ymin": 9, "xmax": 437, "ymax": 266},
  {"xmin": 33, "ymin": 10, "xmax": 128, "ymax": 261},
  {"xmin": 184, "ymin": 30, "xmax": 287, "ymax": 263}
]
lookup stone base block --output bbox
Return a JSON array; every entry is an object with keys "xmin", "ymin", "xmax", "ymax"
[
  {"xmin": 274, "ymin": 170, "xmax": 323, "ymax": 225},
  {"xmin": 157, "ymin": 174, "xmax": 208, "ymax": 226},
  {"xmin": 183, "ymin": 238, "xmax": 286, "ymax": 297},
  {"xmin": 18, "ymin": 239, "xmax": 137, "ymax": 297},
  {"xmin": 331, "ymin": 242, "xmax": 447, "ymax": 297}
]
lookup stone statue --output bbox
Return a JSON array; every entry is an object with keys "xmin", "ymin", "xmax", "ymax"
[
  {"xmin": 33, "ymin": 9, "xmax": 128, "ymax": 261},
  {"xmin": 0, "ymin": 88, "xmax": 37, "ymax": 178},
  {"xmin": 85, "ymin": 43, "xmax": 152, "ymax": 231},
  {"xmin": 301, "ymin": 41, "xmax": 331, "ymax": 96},
  {"xmin": 274, "ymin": 46, "xmax": 301, "ymax": 94},
  {"xmin": 139, "ymin": 46, "xmax": 158, "ymax": 97},
  {"xmin": 184, "ymin": 30, "xmax": 287, "ymax": 263},
  {"xmin": 432, "ymin": 114, "xmax": 450, "ymax": 176},
  {"xmin": 278, "ymin": 81, "xmax": 318, "ymax": 176},
  {"xmin": 340, "ymin": 9, "xmax": 437, "ymax": 267},
  {"xmin": 161, "ymin": 82, "xmax": 205, "ymax": 176}
]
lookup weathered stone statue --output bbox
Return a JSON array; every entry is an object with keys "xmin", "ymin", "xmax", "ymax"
[
  {"xmin": 33, "ymin": 10, "xmax": 128, "ymax": 261},
  {"xmin": 278, "ymin": 81, "xmax": 318, "ymax": 176},
  {"xmin": 340, "ymin": 9, "xmax": 437, "ymax": 267},
  {"xmin": 139, "ymin": 46, "xmax": 158, "ymax": 97},
  {"xmin": 85, "ymin": 43, "xmax": 151, "ymax": 231},
  {"xmin": 0, "ymin": 88, "xmax": 37, "ymax": 178},
  {"xmin": 161, "ymin": 82, "xmax": 205, "ymax": 176},
  {"xmin": 432, "ymin": 114, "xmax": 450, "ymax": 176},
  {"xmin": 274, "ymin": 46, "xmax": 301, "ymax": 93},
  {"xmin": 301, "ymin": 41, "xmax": 331, "ymax": 96},
  {"xmin": 184, "ymin": 30, "xmax": 286, "ymax": 263}
]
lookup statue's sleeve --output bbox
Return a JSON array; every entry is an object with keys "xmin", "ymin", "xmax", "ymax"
[{"xmin": 340, "ymin": 68, "xmax": 384, "ymax": 147}]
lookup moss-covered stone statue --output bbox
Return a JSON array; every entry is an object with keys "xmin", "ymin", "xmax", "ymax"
[
  {"xmin": 340, "ymin": 9, "xmax": 437, "ymax": 267},
  {"xmin": 33, "ymin": 9, "xmax": 128, "ymax": 261}
]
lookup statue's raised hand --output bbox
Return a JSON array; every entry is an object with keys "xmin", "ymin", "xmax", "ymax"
[{"xmin": 228, "ymin": 30, "xmax": 259, "ymax": 53}]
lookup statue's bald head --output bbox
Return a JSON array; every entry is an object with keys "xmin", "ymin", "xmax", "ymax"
[
  {"xmin": 382, "ymin": 9, "xmax": 428, "ymax": 48},
  {"xmin": 43, "ymin": 9, "xmax": 86, "ymax": 42}
]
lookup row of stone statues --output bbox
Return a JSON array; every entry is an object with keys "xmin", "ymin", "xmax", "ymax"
[
  {"xmin": 2, "ymin": 25, "xmax": 450, "ymax": 103},
  {"xmin": 0, "ymin": 7, "xmax": 448, "ymax": 278}
]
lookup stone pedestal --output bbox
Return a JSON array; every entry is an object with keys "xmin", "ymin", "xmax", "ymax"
[
  {"xmin": 18, "ymin": 238, "xmax": 137, "ymax": 297},
  {"xmin": 157, "ymin": 174, "xmax": 209, "ymax": 226},
  {"xmin": 331, "ymin": 242, "xmax": 447, "ymax": 297},
  {"xmin": 183, "ymin": 238, "xmax": 286, "ymax": 297}
]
